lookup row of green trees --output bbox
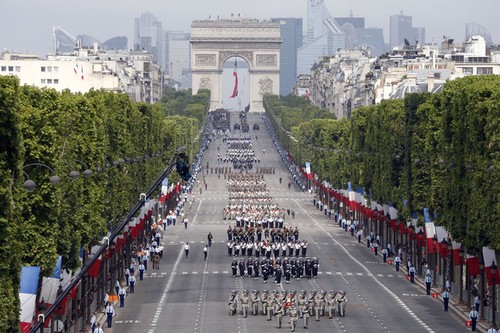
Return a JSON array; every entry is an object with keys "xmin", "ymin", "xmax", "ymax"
[
  {"xmin": 265, "ymin": 76, "xmax": 499, "ymax": 254},
  {"xmin": 0, "ymin": 76, "xmax": 209, "ymax": 332}
]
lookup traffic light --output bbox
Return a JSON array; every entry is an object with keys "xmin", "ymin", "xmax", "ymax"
[{"xmin": 176, "ymin": 154, "xmax": 191, "ymax": 181}]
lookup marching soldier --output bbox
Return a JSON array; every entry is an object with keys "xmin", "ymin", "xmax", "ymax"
[
  {"xmin": 301, "ymin": 302, "xmax": 310, "ymax": 328},
  {"xmin": 251, "ymin": 290, "xmax": 260, "ymax": 315},
  {"xmin": 284, "ymin": 262, "xmax": 291, "ymax": 284},
  {"xmin": 241, "ymin": 290, "xmax": 250, "ymax": 318},
  {"xmin": 227, "ymin": 241, "xmax": 234, "ymax": 256},
  {"xmin": 228, "ymin": 290, "xmax": 238, "ymax": 316},
  {"xmin": 246, "ymin": 258, "xmax": 253, "ymax": 277},
  {"xmin": 267, "ymin": 291, "xmax": 275, "ymax": 321},
  {"xmin": 337, "ymin": 290, "xmax": 347, "ymax": 317},
  {"xmin": 305, "ymin": 258, "xmax": 312, "ymax": 279},
  {"xmin": 253, "ymin": 258, "xmax": 260, "ymax": 279},
  {"xmin": 312, "ymin": 257, "xmax": 319, "ymax": 278},
  {"xmin": 260, "ymin": 290, "xmax": 269, "ymax": 316},
  {"xmin": 231, "ymin": 259, "xmax": 238, "ymax": 277},
  {"xmin": 326, "ymin": 290, "xmax": 337, "ymax": 318},
  {"xmin": 239, "ymin": 259, "xmax": 246, "ymax": 278},
  {"xmin": 275, "ymin": 301, "xmax": 284, "ymax": 328},
  {"xmin": 314, "ymin": 290, "xmax": 325, "ymax": 320},
  {"xmin": 297, "ymin": 291, "xmax": 307, "ymax": 318},
  {"xmin": 275, "ymin": 266, "xmax": 282, "ymax": 285},
  {"xmin": 289, "ymin": 304, "xmax": 298, "ymax": 332}
]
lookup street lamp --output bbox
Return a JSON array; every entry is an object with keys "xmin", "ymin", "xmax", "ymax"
[
  {"xmin": 432, "ymin": 235, "xmax": 438, "ymax": 287},
  {"xmin": 491, "ymin": 260, "xmax": 497, "ymax": 326},
  {"xmin": 22, "ymin": 163, "xmax": 60, "ymax": 192},
  {"xmin": 459, "ymin": 246, "xmax": 464, "ymax": 305},
  {"xmin": 441, "ymin": 238, "xmax": 448, "ymax": 290},
  {"xmin": 75, "ymin": 160, "xmax": 93, "ymax": 178}
]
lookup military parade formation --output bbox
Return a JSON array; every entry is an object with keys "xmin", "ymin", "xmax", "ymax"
[
  {"xmin": 217, "ymin": 124, "xmax": 347, "ymax": 330},
  {"xmin": 228, "ymin": 289, "xmax": 347, "ymax": 330}
]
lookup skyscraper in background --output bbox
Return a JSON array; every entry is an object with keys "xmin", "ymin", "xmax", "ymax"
[
  {"xmin": 134, "ymin": 12, "xmax": 165, "ymax": 69},
  {"xmin": 297, "ymin": 0, "xmax": 346, "ymax": 75},
  {"xmin": 390, "ymin": 11, "xmax": 425, "ymax": 48},
  {"xmin": 166, "ymin": 31, "xmax": 191, "ymax": 88},
  {"xmin": 272, "ymin": 18, "xmax": 303, "ymax": 96},
  {"xmin": 335, "ymin": 17, "xmax": 385, "ymax": 57}
]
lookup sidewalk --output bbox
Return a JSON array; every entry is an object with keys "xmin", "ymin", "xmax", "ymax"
[{"xmin": 313, "ymin": 204, "xmax": 489, "ymax": 332}]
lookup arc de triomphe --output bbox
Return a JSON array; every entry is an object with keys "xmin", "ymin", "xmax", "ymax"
[{"xmin": 191, "ymin": 19, "xmax": 281, "ymax": 113}]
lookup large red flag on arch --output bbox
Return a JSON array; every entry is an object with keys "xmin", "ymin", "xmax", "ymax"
[{"xmin": 229, "ymin": 59, "xmax": 238, "ymax": 98}]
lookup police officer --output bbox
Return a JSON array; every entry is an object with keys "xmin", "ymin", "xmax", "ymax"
[
  {"xmin": 138, "ymin": 262, "xmax": 145, "ymax": 280},
  {"xmin": 382, "ymin": 248, "xmax": 388, "ymax": 263},
  {"xmin": 118, "ymin": 285, "xmax": 126, "ymax": 307},
  {"xmin": 425, "ymin": 270, "xmax": 432, "ymax": 295},
  {"xmin": 469, "ymin": 307, "xmax": 479, "ymax": 331},
  {"xmin": 394, "ymin": 255, "xmax": 401, "ymax": 271},
  {"xmin": 105, "ymin": 303, "xmax": 115, "ymax": 328},
  {"xmin": 241, "ymin": 290, "xmax": 250, "ymax": 318},
  {"xmin": 442, "ymin": 289, "xmax": 450, "ymax": 311},
  {"xmin": 129, "ymin": 274, "xmax": 136, "ymax": 293},
  {"xmin": 124, "ymin": 267, "xmax": 130, "ymax": 286},
  {"xmin": 409, "ymin": 264, "xmax": 416, "ymax": 283}
]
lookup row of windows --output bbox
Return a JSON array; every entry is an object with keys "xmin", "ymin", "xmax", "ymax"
[
  {"xmin": 1, "ymin": 66, "xmax": 21, "ymax": 72},
  {"xmin": 41, "ymin": 66, "xmax": 59, "ymax": 72},
  {"xmin": 41, "ymin": 78, "xmax": 59, "ymax": 84}
]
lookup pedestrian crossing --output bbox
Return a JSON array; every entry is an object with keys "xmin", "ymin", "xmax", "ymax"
[{"xmin": 141, "ymin": 271, "xmax": 399, "ymax": 278}]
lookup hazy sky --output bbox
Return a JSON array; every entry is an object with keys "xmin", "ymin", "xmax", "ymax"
[{"xmin": 1, "ymin": 0, "xmax": 499, "ymax": 56}]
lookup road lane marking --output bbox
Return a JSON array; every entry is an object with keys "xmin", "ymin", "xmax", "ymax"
[{"xmin": 295, "ymin": 199, "xmax": 435, "ymax": 333}]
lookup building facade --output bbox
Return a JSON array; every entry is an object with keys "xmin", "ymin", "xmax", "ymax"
[
  {"xmin": 0, "ymin": 48, "xmax": 162, "ymax": 103},
  {"xmin": 272, "ymin": 18, "xmax": 303, "ymax": 96}
]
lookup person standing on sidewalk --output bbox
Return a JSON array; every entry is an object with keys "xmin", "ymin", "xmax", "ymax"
[
  {"xmin": 394, "ymin": 255, "xmax": 401, "ymax": 271},
  {"xmin": 425, "ymin": 272, "xmax": 432, "ymax": 295},
  {"xmin": 184, "ymin": 242, "xmax": 190, "ymax": 258},
  {"xmin": 184, "ymin": 217, "xmax": 189, "ymax": 229},
  {"xmin": 409, "ymin": 264, "xmax": 416, "ymax": 283},
  {"xmin": 442, "ymin": 290, "xmax": 450, "ymax": 311},
  {"xmin": 129, "ymin": 274, "xmax": 136, "ymax": 293},
  {"xmin": 487, "ymin": 324, "xmax": 498, "ymax": 333},
  {"xmin": 357, "ymin": 230, "xmax": 362, "ymax": 243},
  {"xmin": 203, "ymin": 244, "xmax": 208, "ymax": 261},
  {"xmin": 469, "ymin": 307, "xmax": 478, "ymax": 331},
  {"xmin": 373, "ymin": 242, "xmax": 379, "ymax": 256},
  {"xmin": 382, "ymin": 248, "xmax": 388, "ymax": 263},
  {"xmin": 118, "ymin": 285, "xmax": 126, "ymax": 307},
  {"xmin": 105, "ymin": 303, "xmax": 115, "ymax": 328},
  {"xmin": 138, "ymin": 262, "xmax": 145, "ymax": 280}
]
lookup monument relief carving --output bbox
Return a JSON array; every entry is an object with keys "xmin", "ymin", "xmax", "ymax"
[
  {"xmin": 256, "ymin": 54, "xmax": 277, "ymax": 66},
  {"xmin": 196, "ymin": 54, "xmax": 216, "ymax": 66},
  {"xmin": 199, "ymin": 77, "xmax": 211, "ymax": 89},
  {"xmin": 259, "ymin": 78, "xmax": 273, "ymax": 94}
]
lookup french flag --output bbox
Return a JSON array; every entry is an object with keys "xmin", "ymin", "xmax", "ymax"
[
  {"xmin": 229, "ymin": 58, "xmax": 238, "ymax": 98},
  {"xmin": 19, "ymin": 266, "xmax": 41, "ymax": 333},
  {"xmin": 482, "ymin": 247, "xmax": 500, "ymax": 285},
  {"xmin": 39, "ymin": 256, "xmax": 62, "ymax": 327}
]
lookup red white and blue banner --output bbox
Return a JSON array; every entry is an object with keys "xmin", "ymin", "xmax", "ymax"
[
  {"xmin": 229, "ymin": 59, "xmax": 238, "ymax": 98},
  {"xmin": 19, "ymin": 266, "xmax": 41, "ymax": 333}
]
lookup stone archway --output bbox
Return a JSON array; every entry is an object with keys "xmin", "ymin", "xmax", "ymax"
[{"xmin": 191, "ymin": 18, "xmax": 281, "ymax": 112}]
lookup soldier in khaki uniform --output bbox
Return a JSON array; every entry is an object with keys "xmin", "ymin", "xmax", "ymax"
[
  {"xmin": 274, "ymin": 301, "xmax": 284, "ymax": 328},
  {"xmin": 228, "ymin": 290, "xmax": 238, "ymax": 316},
  {"xmin": 326, "ymin": 290, "xmax": 337, "ymax": 318},
  {"xmin": 240, "ymin": 290, "xmax": 250, "ymax": 318},
  {"xmin": 289, "ymin": 304, "xmax": 298, "ymax": 332},
  {"xmin": 251, "ymin": 290, "xmax": 259, "ymax": 315}
]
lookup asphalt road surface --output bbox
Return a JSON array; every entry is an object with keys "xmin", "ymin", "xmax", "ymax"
[{"xmin": 108, "ymin": 113, "xmax": 469, "ymax": 333}]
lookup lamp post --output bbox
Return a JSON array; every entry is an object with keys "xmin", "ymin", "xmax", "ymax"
[
  {"xmin": 491, "ymin": 260, "xmax": 497, "ymax": 326},
  {"xmin": 22, "ymin": 163, "xmax": 60, "ymax": 191},
  {"xmin": 441, "ymin": 238, "xmax": 448, "ymax": 290},
  {"xmin": 459, "ymin": 246, "xmax": 464, "ymax": 305},
  {"xmin": 480, "ymin": 259, "xmax": 485, "ymax": 320},
  {"xmin": 448, "ymin": 240, "xmax": 453, "ymax": 283},
  {"xmin": 417, "ymin": 228, "xmax": 424, "ymax": 275},
  {"xmin": 432, "ymin": 235, "xmax": 438, "ymax": 287}
]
